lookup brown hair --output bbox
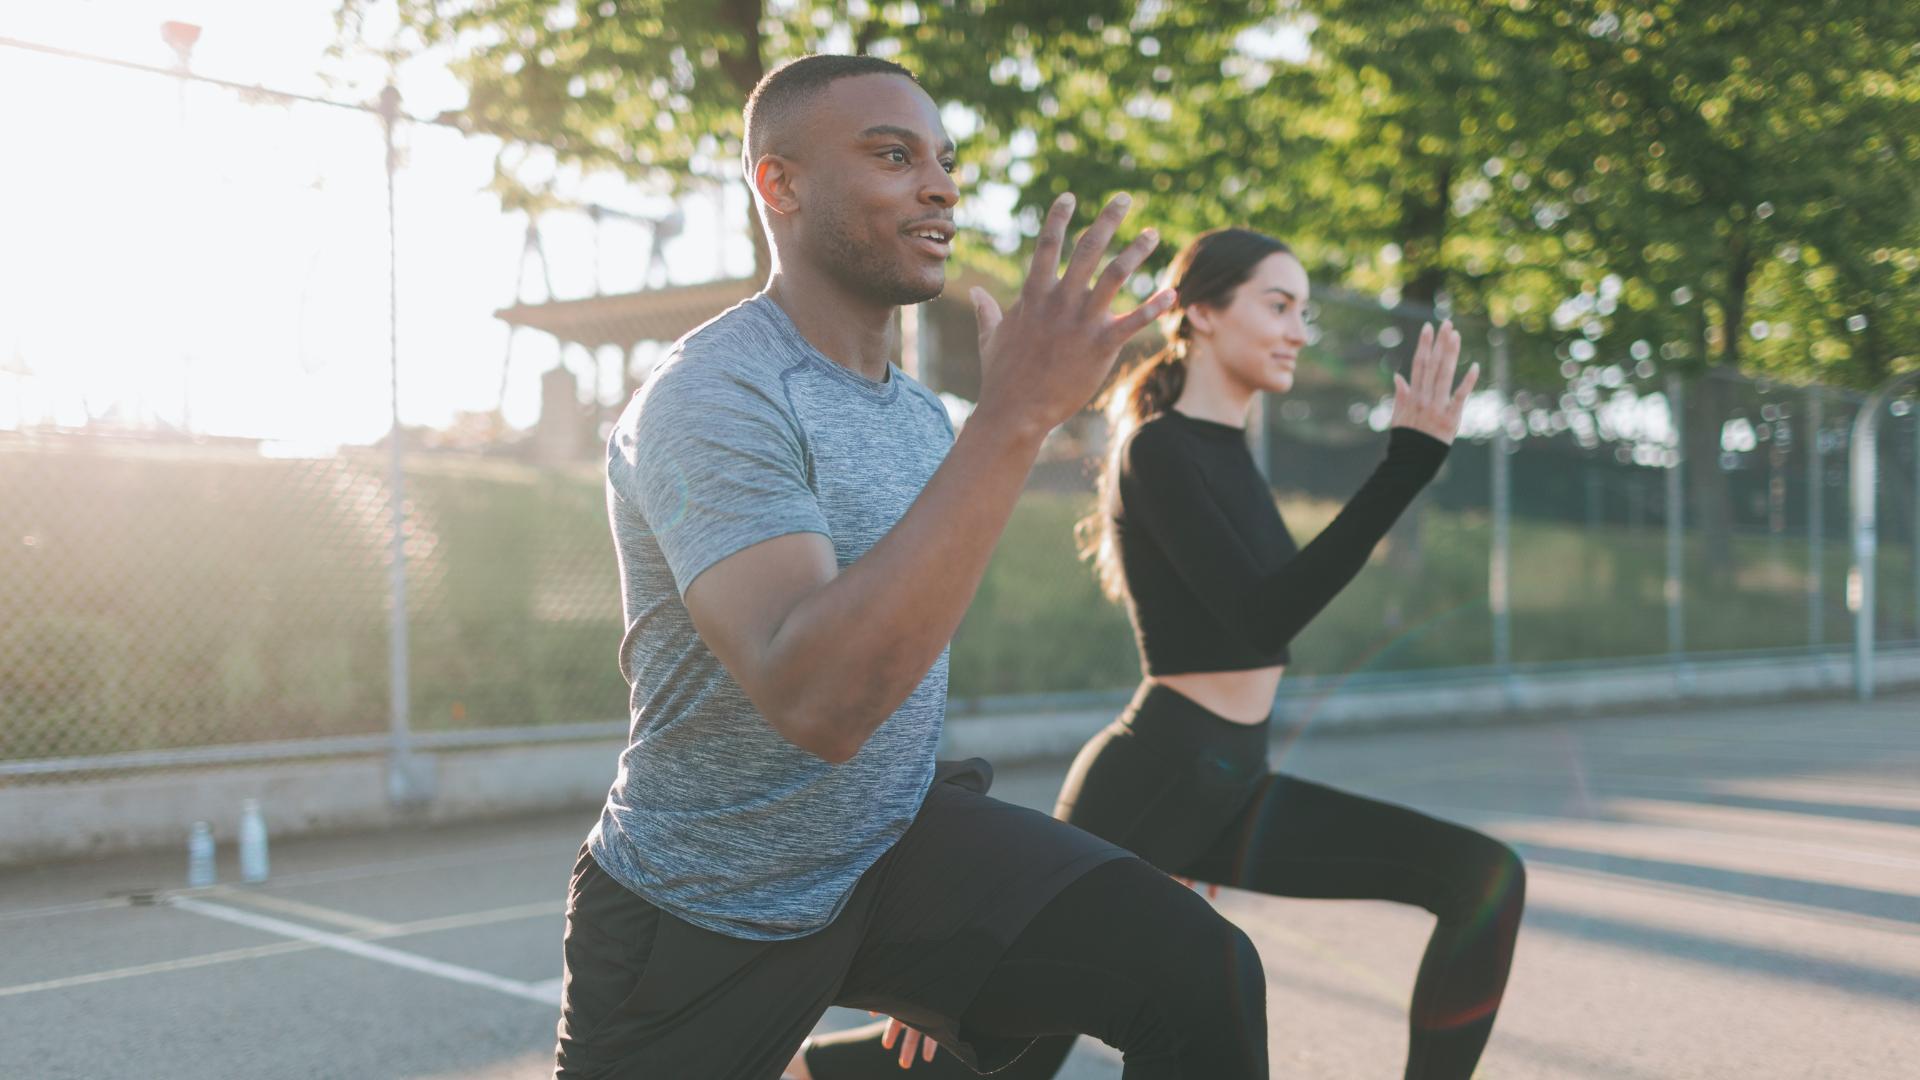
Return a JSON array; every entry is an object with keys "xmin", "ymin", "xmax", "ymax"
[{"xmin": 1075, "ymin": 228, "xmax": 1293, "ymax": 603}]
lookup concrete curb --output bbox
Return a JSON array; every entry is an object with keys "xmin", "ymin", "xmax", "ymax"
[
  {"xmin": 6, "ymin": 648, "xmax": 1916, "ymax": 866},
  {"xmin": 946, "ymin": 648, "xmax": 1920, "ymax": 763}
]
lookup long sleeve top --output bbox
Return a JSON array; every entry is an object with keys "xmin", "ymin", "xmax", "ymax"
[{"xmin": 1111, "ymin": 410, "xmax": 1449, "ymax": 675}]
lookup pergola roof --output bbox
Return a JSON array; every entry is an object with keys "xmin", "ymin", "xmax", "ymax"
[{"xmin": 494, "ymin": 277, "xmax": 761, "ymax": 350}]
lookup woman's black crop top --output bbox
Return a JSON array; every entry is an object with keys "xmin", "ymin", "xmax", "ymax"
[{"xmin": 1112, "ymin": 410, "xmax": 1449, "ymax": 675}]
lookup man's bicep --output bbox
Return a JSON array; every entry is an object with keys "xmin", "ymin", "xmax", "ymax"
[{"xmin": 683, "ymin": 530, "xmax": 838, "ymax": 701}]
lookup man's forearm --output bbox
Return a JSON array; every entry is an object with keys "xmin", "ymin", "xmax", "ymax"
[{"xmin": 763, "ymin": 409, "xmax": 1047, "ymax": 761}]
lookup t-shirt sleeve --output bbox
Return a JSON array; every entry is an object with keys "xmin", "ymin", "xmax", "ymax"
[
  {"xmin": 1122, "ymin": 424, "xmax": 1448, "ymax": 655},
  {"xmin": 611, "ymin": 356, "xmax": 831, "ymax": 595}
]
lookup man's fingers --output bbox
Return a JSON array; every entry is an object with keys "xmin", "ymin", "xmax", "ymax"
[
  {"xmin": 970, "ymin": 287, "xmax": 1003, "ymax": 351},
  {"xmin": 923, "ymin": 1036, "xmax": 938, "ymax": 1063},
  {"xmin": 1090, "ymin": 227, "xmax": 1160, "ymax": 310},
  {"xmin": 1021, "ymin": 193, "xmax": 1075, "ymax": 301},
  {"xmin": 1061, "ymin": 194, "xmax": 1132, "ymax": 293},
  {"xmin": 897, "ymin": 1029, "xmax": 918, "ymax": 1069},
  {"xmin": 881, "ymin": 1018, "xmax": 900, "ymax": 1049},
  {"xmin": 1106, "ymin": 288, "xmax": 1177, "ymax": 343}
]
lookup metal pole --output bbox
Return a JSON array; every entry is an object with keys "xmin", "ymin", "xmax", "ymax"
[
  {"xmin": 1912, "ymin": 404, "xmax": 1919, "ymax": 644},
  {"xmin": 1490, "ymin": 330, "xmax": 1512, "ymax": 671},
  {"xmin": 1849, "ymin": 371, "xmax": 1920, "ymax": 699},
  {"xmin": 1851, "ymin": 400, "xmax": 1879, "ymax": 700},
  {"xmin": 380, "ymin": 85, "xmax": 430, "ymax": 806},
  {"xmin": 1666, "ymin": 375, "xmax": 1686, "ymax": 663},
  {"xmin": 1807, "ymin": 390, "xmax": 1824, "ymax": 648},
  {"xmin": 162, "ymin": 21, "xmax": 199, "ymax": 434},
  {"xmin": 1247, "ymin": 391, "xmax": 1271, "ymax": 482}
]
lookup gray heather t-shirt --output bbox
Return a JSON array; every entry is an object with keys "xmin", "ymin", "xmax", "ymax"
[{"xmin": 589, "ymin": 293, "xmax": 956, "ymax": 941}]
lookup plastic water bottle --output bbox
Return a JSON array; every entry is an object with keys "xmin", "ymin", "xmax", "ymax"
[
  {"xmin": 238, "ymin": 799, "xmax": 269, "ymax": 884},
  {"xmin": 187, "ymin": 821, "xmax": 216, "ymax": 888}
]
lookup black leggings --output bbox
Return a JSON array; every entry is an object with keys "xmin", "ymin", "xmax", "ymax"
[
  {"xmin": 959, "ymin": 856, "xmax": 1268, "ymax": 1078},
  {"xmin": 806, "ymin": 683, "xmax": 1525, "ymax": 1079}
]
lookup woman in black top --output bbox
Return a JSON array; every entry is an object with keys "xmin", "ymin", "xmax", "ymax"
[{"xmin": 795, "ymin": 229, "xmax": 1524, "ymax": 1080}]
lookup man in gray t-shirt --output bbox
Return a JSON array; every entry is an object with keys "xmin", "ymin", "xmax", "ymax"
[
  {"xmin": 554, "ymin": 54, "xmax": 1269, "ymax": 1080},
  {"xmin": 593, "ymin": 290, "xmax": 958, "ymax": 940}
]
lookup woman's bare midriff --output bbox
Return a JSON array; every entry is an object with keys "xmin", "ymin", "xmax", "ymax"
[{"xmin": 1152, "ymin": 664, "xmax": 1285, "ymax": 724}]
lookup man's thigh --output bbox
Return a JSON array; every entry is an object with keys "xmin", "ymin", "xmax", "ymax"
[
  {"xmin": 836, "ymin": 780, "xmax": 1129, "ymax": 1070},
  {"xmin": 961, "ymin": 857, "xmax": 1269, "ymax": 1079},
  {"xmin": 553, "ymin": 845, "xmax": 853, "ymax": 1080}
]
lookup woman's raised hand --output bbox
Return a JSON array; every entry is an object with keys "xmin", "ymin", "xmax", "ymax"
[{"xmin": 1390, "ymin": 320, "xmax": 1478, "ymax": 445}]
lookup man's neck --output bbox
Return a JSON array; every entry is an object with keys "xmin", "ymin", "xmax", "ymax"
[{"xmin": 765, "ymin": 270, "xmax": 898, "ymax": 383}]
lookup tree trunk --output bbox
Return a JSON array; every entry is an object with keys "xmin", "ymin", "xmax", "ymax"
[
  {"xmin": 1686, "ymin": 232, "xmax": 1756, "ymax": 588},
  {"xmin": 1683, "ymin": 365, "xmax": 1736, "ymax": 587},
  {"xmin": 744, "ymin": 196, "xmax": 771, "ymax": 281},
  {"xmin": 716, "ymin": 0, "xmax": 771, "ymax": 279}
]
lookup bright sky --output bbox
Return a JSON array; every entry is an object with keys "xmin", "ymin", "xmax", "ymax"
[
  {"xmin": 0, "ymin": 0, "xmax": 755, "ymax": 447},
  {"xmin": 0, "ymin": 4, "xmax": 1349, "ymax": 451}
]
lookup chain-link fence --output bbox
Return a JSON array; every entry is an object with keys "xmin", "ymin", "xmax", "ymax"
[{"xmin": 3, "ymin": 40, "xmax": 1916, "ymax": 785}]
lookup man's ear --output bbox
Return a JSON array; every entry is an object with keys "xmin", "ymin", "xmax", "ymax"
[{"xmin": 752, "ymin": 155, "xmax": 799, "ymax": 217}]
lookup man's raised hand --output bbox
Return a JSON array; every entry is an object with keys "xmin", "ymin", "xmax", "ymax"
[{"xmin": 970, "ymin": 192, "xmax": 1174, "ymax": 439}]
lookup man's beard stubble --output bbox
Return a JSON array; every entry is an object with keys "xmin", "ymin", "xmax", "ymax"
[{"xmin": 808, "ymin": 194, "xmax": 945, "ymax": 307}]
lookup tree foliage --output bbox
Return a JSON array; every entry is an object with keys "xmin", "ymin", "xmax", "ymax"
[{"xmin": 343, "ymin": 0, "xmax": 1920, "ymax": 389}]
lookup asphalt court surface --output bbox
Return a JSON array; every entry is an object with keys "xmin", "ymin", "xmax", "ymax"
[{"xmin": 4, "ymin": 692, "xmax": 1918, "ymax": 1078}]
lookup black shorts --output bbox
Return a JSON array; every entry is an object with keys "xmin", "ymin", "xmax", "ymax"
[{"xmin": 553, "ymin": 759, "xmax": 1131, "ymax": 1079}]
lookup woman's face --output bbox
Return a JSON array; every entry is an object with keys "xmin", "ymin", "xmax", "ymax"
[{"xmin": 1189, "ymin": 251, "xmax": 1311, "ymax": 395}]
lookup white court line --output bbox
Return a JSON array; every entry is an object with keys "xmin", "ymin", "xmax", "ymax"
[
  {"xmin": 209, "ymin": 887, "xmax": 400, "ymax": 935},
  {"xmin": 528, "ymin": 976, "xmax": 564, "ymax": 1005},
  {"xmin": 172, "ymin": 897, "xmax": 556, "ymax": 1006},
  {"xmin": 0, "ymin": 939, "xmax": 317, "ymax": 998},
  {"xmin": 0, "ymin": 898, "xmax": 561, "ymax": 1000},
  {"xmin": 0, "ymin": 838, "xmax": 560, "ymax": 927},
  {"xmin": 392, "ymin": 900, "xmax": 560, "ymax": 937}
]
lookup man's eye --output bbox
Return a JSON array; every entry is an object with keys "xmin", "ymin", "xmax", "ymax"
[
  {"xmin": 886, "ymin": 148, "xmax": 909, "ymax": 163},
  {"xmin": 940, "ymin": 159, "xmax": 957, "ymax": 173}
]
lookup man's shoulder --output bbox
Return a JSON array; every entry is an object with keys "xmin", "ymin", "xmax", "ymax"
[
  {"xmin": 678, "ymin": 294, "xmax": 807, "ymax": 371},
  {"xmin": 634, "ymin": 301, "xmax": 805, "ymax": 408},
  {"xmin": 896, "ymin": 371, "xmax": 957, "ymax": 436}
]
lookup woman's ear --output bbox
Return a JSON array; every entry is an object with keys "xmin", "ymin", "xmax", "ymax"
[{"xmin": 1185, "ymin": 302, "xmax": 1215, "ymax": 339}]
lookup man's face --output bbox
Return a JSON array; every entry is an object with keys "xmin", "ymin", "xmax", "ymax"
[{"xmin": 784, "ymin": 74, "xmax": 960, "ymax": 306}]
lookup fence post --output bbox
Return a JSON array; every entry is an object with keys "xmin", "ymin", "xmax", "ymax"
[
  {"xmin": 380, "ymin": 85, "xmax": 431, "ymax": 806},
  {"xmin": 1849, "ymin": 372, "xmax": 1920, "ymax": 699},
  {"xmin": 1247, "ymin": 392, "xmax": 1271, "ymax": 482},
  {"xmin": 1489, "ymin": 329, "xmax": 1512, "ymax": 673},
  {"xmin": 1807, "ymin": 389, "xmax": 1824, "ymax": 649},
  {"xmin": 1666, "ymin": 375, "xmax": 1686, "ymax": 666}
]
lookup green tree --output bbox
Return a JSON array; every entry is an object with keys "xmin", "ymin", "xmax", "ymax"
[
  {"xmin": 339, "ymin": 0, "xmax": 1277, "ymax": 277},
  {"xmin": 1470, "ymin": 0, "xmax": 1920, "ymax": 572}
]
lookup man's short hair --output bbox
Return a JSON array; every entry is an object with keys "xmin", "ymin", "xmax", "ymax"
[{"xmin": 743, "ymin": 54, "xmax": 919, "ymax": 170}]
